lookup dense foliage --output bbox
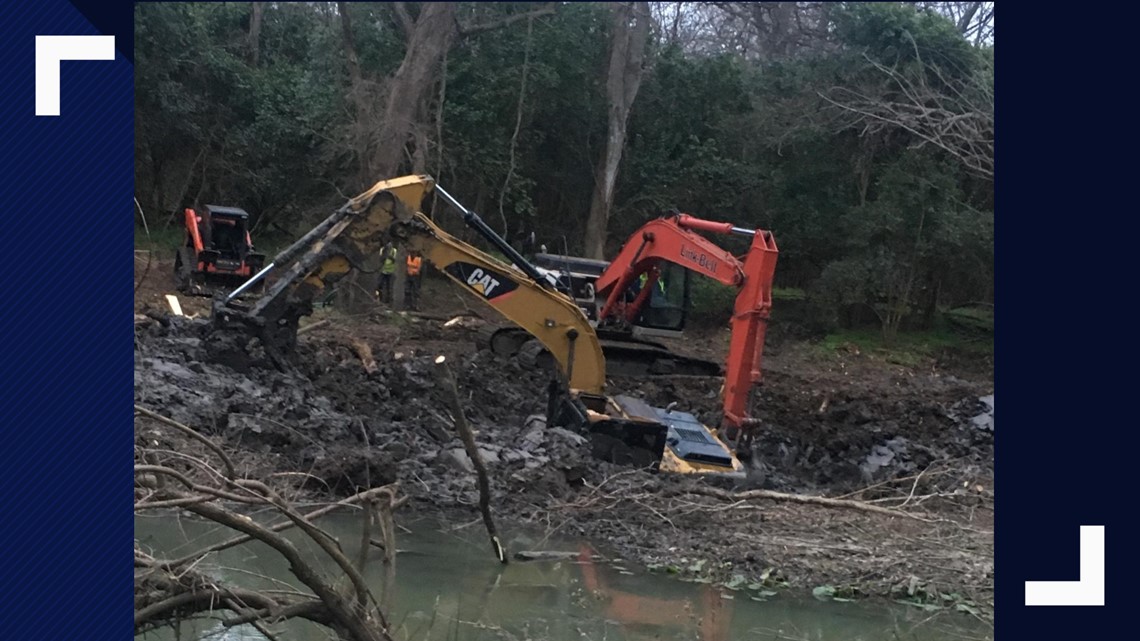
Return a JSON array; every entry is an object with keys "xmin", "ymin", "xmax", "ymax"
[{"xmin": 135, "ymin": 2, "xmax": 993, "ymax": 336}]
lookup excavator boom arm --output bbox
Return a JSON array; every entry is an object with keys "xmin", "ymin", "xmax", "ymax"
[
  {"xmin": 594, "ymin": 218, "xmax": 745, "ymax": 302},
  {"xmin": 218, "ymin": 175, "xmax": 605, "ymax": 395},
  {"xmin": 405, "ymin": 215, "xmax": 606, "ymax": 395}
]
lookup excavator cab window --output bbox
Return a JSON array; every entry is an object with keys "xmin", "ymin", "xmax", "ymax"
[{"xmin": 636, "ymin": 262, "xmax": 688, "ymax": 332}]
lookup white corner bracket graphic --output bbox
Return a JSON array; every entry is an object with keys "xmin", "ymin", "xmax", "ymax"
[
  {"xmin": 1025, "ymin": 525, "xmax": 1105, "ymax": 606},
  {"xmin": 35, "ymin": 35, "xmax": 116, "ymax": 116}
]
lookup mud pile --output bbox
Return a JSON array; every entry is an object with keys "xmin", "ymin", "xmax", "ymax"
[
  {"xmin": 135, "ymin": 313, "xmax": 993, "ymax": 606},
  {"xmin": 616, "ymin": 368, "xmax": 993, "ymax": 495},
  {"xmin": 135, "ymin": 313, "xmax": 993, "ymax": 504},
  {"xmin": 134, "ymin": 316, "xmax": 602, "ymax": 503}
]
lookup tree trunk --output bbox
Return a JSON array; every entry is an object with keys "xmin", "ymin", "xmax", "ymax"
[
  {"xmin": 751, "ymin": 2, "xmax": 797, "ymax": 58},
  {"xmin": 148, "ymin": 152, "xmax": 164, "ymax": 218},
  {"xmin": 583, "ymin": 120, "xmax": 628, "ymax": 259},
  {"xmin": 248, "ymin": 2, "xmax": 265, "ymax": 66},
  {"xmin": 583, "ymin": 2, "xmax": 651, "ymax": 259},
  {"xmin": 335, "ymin": 2, "xmax": 384, "ymax": 314},
  {"xmin": 336, "ymin": 3, "xmax": 554, "ymax": 312},
  {"xmin": 371, "ymin": 2, "xmax": 458, "ymax": 177},
  {"xmin": 339, "ymin": 2, "xmax": 372, "ymax": 188},
  {"xmin": 921, "ymin": 275, "xmax": 941, "ymax": 329}
]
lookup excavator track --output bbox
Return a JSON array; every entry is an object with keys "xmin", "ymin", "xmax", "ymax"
[
  {"xmin": 597, "ymin": 338, "xmax": 723, "ymax": 377},
  {"xmin": 477, "ymin": 324, "xmax": 722, "ymax": 377}
]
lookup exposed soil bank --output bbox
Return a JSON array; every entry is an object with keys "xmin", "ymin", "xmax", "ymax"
[{"xmin": 134, "ymin": 262, "xmax": 993, "ymax": 617}]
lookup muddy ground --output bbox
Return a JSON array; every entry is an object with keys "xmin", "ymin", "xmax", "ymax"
[{"xmin": 134, "ymin": 255, "xmax": 995, "ymax": 618}]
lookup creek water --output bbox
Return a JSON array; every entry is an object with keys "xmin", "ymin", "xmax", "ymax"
[{"xmin": 136, "ymin": 512, "xmax": 989, "ymax": 641}]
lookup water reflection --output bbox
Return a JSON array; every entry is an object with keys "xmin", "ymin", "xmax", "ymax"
[{"xmin": 136, "ymin": 513, "xmax": 988, "ymax": 641}]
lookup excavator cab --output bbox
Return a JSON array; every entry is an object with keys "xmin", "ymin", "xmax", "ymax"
[
  {"xmin": 531, "ymin": 254, "xmax": 691, "ymax": 336},
  {"xmin": 531, "ymin": 253, "xmax": 609, "ymax": 321},
  {"xmin": 631, "ymin": 261, "xmax": 689, "ymax": 337}
]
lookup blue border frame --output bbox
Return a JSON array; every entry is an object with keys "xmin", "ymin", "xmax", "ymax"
[
  {"xmin": 0, "ymin": 1, "xmax": 1129, "ymax": 636},
  {"xmin": 0, "ymin": 1, "xmax": 133, "ymax": 638}
]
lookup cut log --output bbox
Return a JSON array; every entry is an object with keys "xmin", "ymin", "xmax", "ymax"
[{"xmin": 513, "ymin": 550, "xmax": 581, "ymax": 562}]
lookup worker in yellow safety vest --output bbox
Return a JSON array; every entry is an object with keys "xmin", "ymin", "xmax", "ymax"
[
  {"xmin": 405, "ymin": 250, "xmax": 423, "ymax": 310},
  {"xmin": 638, "ymin": 271, "xmax": 667, "ymax": 297},
  {"xmin": 378, "ymin": 243, "xmax": 398, "ymax": 303}
]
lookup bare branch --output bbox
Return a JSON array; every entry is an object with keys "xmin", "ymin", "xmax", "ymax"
[
  {"xmin": 136, "ymin": 405, "xmax": 237, "ymax": 479},
  {"xmin": 818, "ymin": 48, "xmax": 993, "ymax": 180},
  {"xmin": 458, "ymin": 3, "xmax": 557, "ymax": 37},
  {"xmin": 156, "ymin": 485, "xmax": 405, "ymax": 569},
  {"xmin": 957, "ymin": 1, "xmax": 982, "ymax": 34},
  {"xmin": 433, "ymin": 355, "xmax": 507, "ymax": 563}
]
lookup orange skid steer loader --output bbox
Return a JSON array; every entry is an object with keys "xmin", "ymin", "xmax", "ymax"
[{"xmin": 174, "ymin": 205, "xmax": 267, "ymax": 297}]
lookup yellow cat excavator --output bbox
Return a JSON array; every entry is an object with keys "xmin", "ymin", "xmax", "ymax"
[{"xmin": 213, "ymin": 175, "xmax": 749, "ymax": 478}]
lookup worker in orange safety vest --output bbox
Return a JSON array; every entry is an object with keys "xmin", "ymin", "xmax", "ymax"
[{"xmin": 405, "ymin": 250, "xmax": 423, "ymax": 310}]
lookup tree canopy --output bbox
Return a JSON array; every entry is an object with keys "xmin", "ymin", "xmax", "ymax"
[{"xmin": 136, "ymin": 1, "xmax": 994, "ymax": 336}]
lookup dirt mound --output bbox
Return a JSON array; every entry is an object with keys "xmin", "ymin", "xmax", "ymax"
[
  {"xmin": 134, "ymin": 312, "xmax": 993, "ymax": 613},
  {"xmin": 134, "ymin": 316, "xmax": 593, "ymax": 506},
  {"xmin": 613, "ymin": 364, "xmax": 992, "ymax": 495}
]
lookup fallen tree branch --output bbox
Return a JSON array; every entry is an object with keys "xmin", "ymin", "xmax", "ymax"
[
  {"xmin": 135, "ymin": 494, "xmax": 214, "ymax": 511},
  {"xmin": 135, "ymin": 465, "xmax": 262, "ymax": 504},
  {"xmin": 155, "ymin": 484, "xmax": 405, "ymax": 569},
  {"xmin": 672, "ymin": 485, "xmax": 939, "ymax": 523},
  {"xmin": 357, "ymin": 497, "xmax": 375, "ymax": 573},
  {"xmin": 176, "ymin": 493, "xmax": 390, "ymax": 640},
  {"xmin": 134, "ymin": 551, "xmax": 330, "ymax": 633},
  {"xmin": 231, "ymin": 478, "xmax": 377, "ymax": 612},
  {"xmin": 136, "ymin": 416, "xmax": 403, "ymax": 639},
  {"xmin": 433, "ymin": 355, "xmax": 507, "ymax": 564},
  {"xmin": 412, "ymin": 311, "xmax": 479, "ymax": 323},
  {"xmin": 135, "ymin": 405, "xmax": 237, "ymax": 479},
  {"xmin": 834, "ymin": 466, "xmax": 950, "ymax": 499},
  {"xmin": 298, "ymin": 319, "xmax": 331, "ymax": 335},
  {"xmin": 223, "ymin": 598, "xmax": 288, "ymax": 641},
  {"xmin": 458, "ymin": 3, "xmax": 556, "ymax": 37}
]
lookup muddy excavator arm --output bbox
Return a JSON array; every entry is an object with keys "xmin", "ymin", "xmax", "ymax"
[
  {"xmin": 592, "ymin": 213, "xmax": 778, "ymax": 441},
  {"xmin": 215, "ymin": 175, "xmax": 605, "ymax": 395}
]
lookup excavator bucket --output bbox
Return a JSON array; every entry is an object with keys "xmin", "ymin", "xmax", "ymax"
[{"xmin": 547, "ymin": 385, "xmax": 746, "ymax": 479}]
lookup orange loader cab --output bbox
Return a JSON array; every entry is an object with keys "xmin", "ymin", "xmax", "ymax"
[{"xmin": 174, "ymin": 205, "xmax": 267, "ymax": 297}]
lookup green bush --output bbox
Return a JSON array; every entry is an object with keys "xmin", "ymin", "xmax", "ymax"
[
  {"xmin": 135, "ymin": 224, "xmax": 184, "ymax": 251},
  {"xmin": 688, "ymin": 277, "xmax": 737, "ymax": 326}
]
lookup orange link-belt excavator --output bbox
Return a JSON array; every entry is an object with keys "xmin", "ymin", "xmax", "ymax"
[
  {"xmin": 501, "ymin": 211, "xmax": 778, "ymax": 459},
  {"xmin": 211, "ymin": 175, "xmax": 777, "ymax": 478},
  {"xmin": 591, "ymin": 212, "xmax": 779, "ymax": 449}
]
